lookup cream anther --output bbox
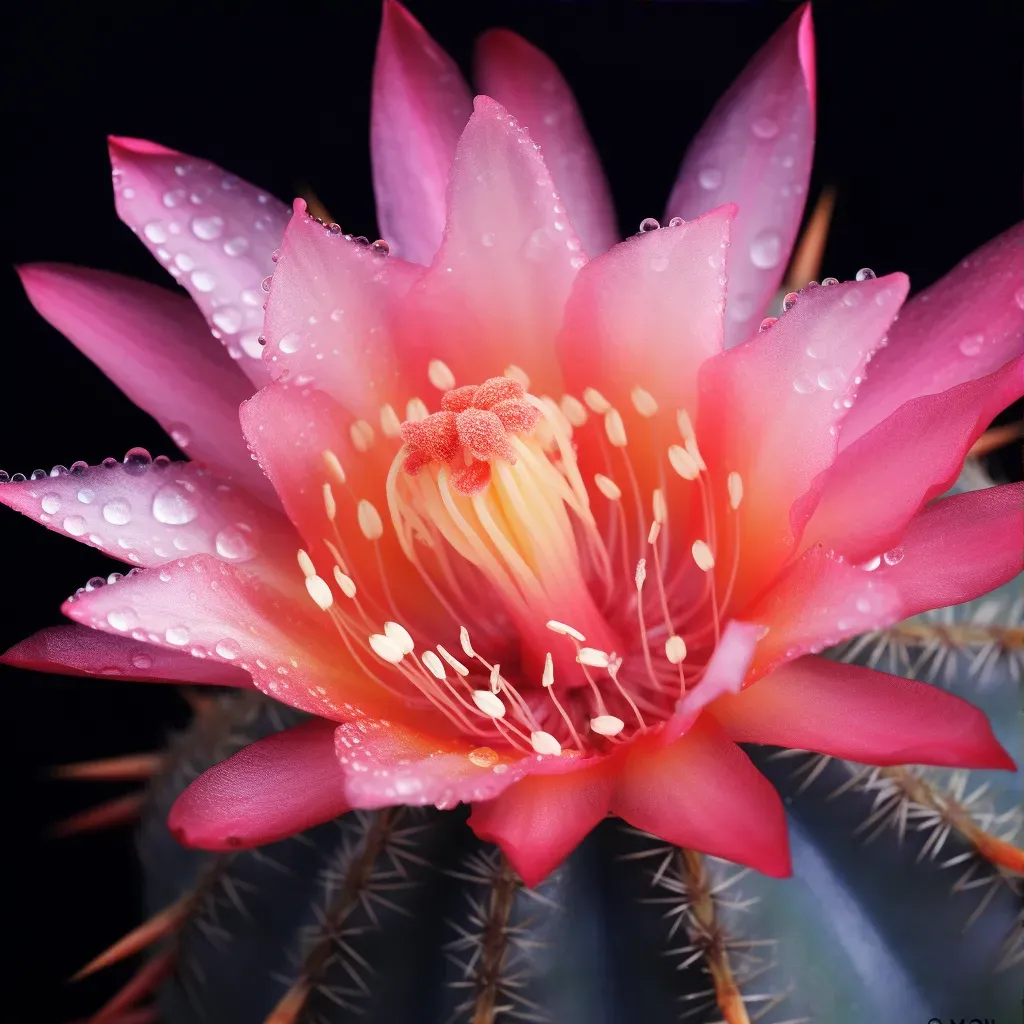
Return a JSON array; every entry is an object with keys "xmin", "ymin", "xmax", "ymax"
[
  {"xmin": 560, "ymin": 394, "xmax": 588, "ymax": 427},
  {"xmin": 421, "ymin": 650, "xmax": 446, "ymax": 680},
  {"xmin": 428, "ymin": 359, "xmax": 456, "ymax": 391},
  {"xmin": 369, "ymin": 633, "xmax": 405, "ymax": 664},
  {"xmin": 668, "ymin": 444, "xmax": 699, "ymax": 481},
  {"xmin": 405, "ymin": 397, "xmax": 429, "ymax": 422},
  {"xmin": 332, "ymin": 566, "xmax": 357, "ymax": 598},
  {"xmin": 577, "ymin": 647, "xmax": 611, "ymax": 668},
  {"xmin": 630, "ymin": 387, "xmax": 659, "ymax": 418},
  {"xmin": 357, "ymin": 499, "xmax": 384, "ymax": 541},
  {"xmin": 727, "ymin": 471, "xmax": 744, "ymax": 510},
  {"xmin": 594, "ymin": 474, "xmax": 622, "ymax": 500},
  {"xmin": 459, "ymin": 626, "xmax": 476, "ymax": 658},
  {"xmin": 296, "ymin": 549, "xmax": 316, "ymax": 579},
  {"xmin": 590, "ymin": 715, "xmax": 625, "ymax": 737},
  {"xmin": 635, "ymin": 558, "xmax": 647, "ymax": 590},
  {"xmin": 531, "ymin": 731, "xmax": 562, "ymax": 755},
  {"xmin": 583, "ymin": 387, "xmax": 611, "ymax": 414},
  {"xmin": 438, "ymin": 645, "xmax": 469, "ymax": 676},
  {"xmin": 384, "ymin": 621, "xmax": 415, "ymax": 655},
  {"xmin": 350, "ymin": 419, "xmax": 375, "ymax": 453},
  {"xmin": 504, "ymin": 365, "xmax": 530, "ymax": 388},
  {"xmin": 692, "ymin": 539, "xmax": 715, "ymax": 571},
  {"xmin": 665, "ymin": 635, "xmax": 687, "ymax": 664},
  {"xmin": 472, "ymin": 689, "xmax": 506, "ymax": 719},
  {"xmin": 652, "ymin": 488, "xmax": 667, "ymax": 524},
  {"xmin": 322, "ymin": 449, "xmax": 346, "ymax": 485},
  {"xmin": 542, "ymin": 651, "xmax": 554, "ymax": 688},
  {"xmin": 546, "ymin": 620, "xmax": 586, "ymax": 643},
  {"xmin": 604, "ymin": 409, "xmax": 627, "ymax": 448},
  {"xmin": 305, "ymin": 575, "xmax": 334, "ymax": 611},
  {"xmin": 322, "ymin": 482, "xmax": 337, "ymax": 521},
  {"xmin": 380, "ymin": 404, "xmax": 402, "ymax": 438}
]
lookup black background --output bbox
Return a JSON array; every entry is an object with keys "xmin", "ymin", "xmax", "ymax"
[{"xmin": 3, "ymin": 2, "xmax": 1022, "ymax": 1019}]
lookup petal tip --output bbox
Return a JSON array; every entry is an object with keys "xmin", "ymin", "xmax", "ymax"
[{"xmin": 107, "ymin": 135, "xmax": 180, "ymax": 159}]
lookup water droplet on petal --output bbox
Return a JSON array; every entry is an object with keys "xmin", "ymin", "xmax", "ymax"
[
  {"xmin": 883, "ymin": 546, "xmax": 905, "ymax": 566},
  {"xmin": 855, "ymin": 267, "xmax": 876, "ymax": 281},
  {"xmin": 152, "ymin": 484, "xmax": 198, "ymax": 525},
  {"xmin": 792, "ymin": 372, "xmax": 817, "ymax": 395},
  {"xmin": 123, "ymin": 448, "xmax": 152, "ymax": 475},
  {"xmin": 77, "ymin": 488, "xmax": 95, "ymax": 504},
  {"xmin": 107, "ymin": 609, "xmax": 140, "ymax": 631},
  {"xmin": 165, "ymin": 626, "xmax": 190, "ymax": 646},
  {"xmin": 371, "ymin": 239, "xmax": 390, "ymax": 256},
  {"xmin": 102, "ymin": 499, "xmax": 132, "ymax": 525},
  {"xmin": 697, "ymin": 167, "xmax": 723, "ymax": 190},
  {"xmin": 278, "ymin": 333, "xmax": 300, "ymax": 354},
  {"xmin": 215, "ymin": 638, "xmax": 241, "ymax": 660},
  {"xmin": 668, "ymin": 216, "xmax": 685, "ymax": 227},
  {"xmin": 751, "ymin": 116, "xmax": 778, "ymax": 139},
  {"xmin": 958, "ymin": 334, "xmax": 984, "ymax": 356},
  {"xmin": 190, "ymin": 270, "xmax": 216, "ymax": 293},
  {"xmin": 638, "ymin": 217, "xmax": 660, "ymax": 233},
  {"xmin": 782, "ymin": 292, "xmax": 799, "ymax": 312},
  {"xmin": 131, "ymin": 653, "xmax": 153, "ymax": 670},
  {"xmin": 749, "ymin": 229, "xmax": 782, "ymax": 269},
  {"xmin": 143, "ymin": 222, "xmax": 167, "ymax": 244},
  {"xmin": 211, "ymin": 308, "xmax": 242, "ymax": 334},
  {"xmin": 41, "ymin": 493, "xmax": 61, "ymax": 514},
  {"xmin": 215, "ymin": 524, "xmax": 258, "ymax": 561},
  {"xmin": 821, "ymin": 277, "xmax": 839, "ymax": 287},
  {"xmin": 816, "ymin": 366, "xmax": 847, "ymax": 391},
  {"xmin": 63, "ymin": 514, "xmax": 88, "ymax": 536}
]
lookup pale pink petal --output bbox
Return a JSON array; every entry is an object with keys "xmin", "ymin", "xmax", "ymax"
[
  {"xmin": 556, "ymin": 206, "xmax": 732, "ymax": 418},
  {"xmin": 612, "ymin": 715, "xmax": 791, "ymax": 877},
  {"xmin": 712, "ymin": 656, "xmax": 1015, "ymax": 770},
  {"xmin": 262, "ymin": 200, "xmax": 423, "ymax": 415},
  {"xmin": 16, "ymin": 264, "xmax": 270, "ymax": 497},
  {"xmin": 60, "ymin": 553, "xmax": 403, "ymax": 721},
  {"xmin": 474, "ymin": 29, "xmax": 617, "ymax": 258},
  {"xmin": 371, "ymin": 0, "xmax": 472, "ymax": 265},
  {"xmin": 169, "ymin": 719, "xmax": 349, "ymax": 849},
  {"xmin": 866, "ymin": 484, "xmax": 1024, "ymax": 618},
  {"xmin": 109, "ymin": 136, "xmax": 289, "ymax": 385},
  {"xmin": 467, "ymin": 760, "xmax": 618, "ymax": 887},
  {"xmin": 677, "ymin": 620, "xmax": 763, "ymax": 720},
  {"xmin": 744, "ymin": 545, "xmax": 903, "ymax": 682},
  {"xmin": 666, "ymin": 5, "xmax": 815, "ymax": 347},
  {"xmin": 394, "ymin": 96, "xmax": 585, "ymax": 397},
  {"xmin": 0, "ymin": 459, "xmax": 298, "ymax": 578},
  {"xmin": 802, "ymin": 356, "xmax": 1024, "ymax": 562},
  {"xmin": 334, "ymin": 717, "xmax": 604, "ymax": 810},
  {"xmin": 699, "ymin": 273, "xmax": 908, "ymax": 608},
  {"xmin": 841, "ymin": 222, "xmax": 1024, "ymax": 447},
  {"xmin": 2, "ymin": 624, "xmax": 251, "ymax": 687}
]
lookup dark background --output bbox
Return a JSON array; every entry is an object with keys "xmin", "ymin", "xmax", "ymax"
[{"xmin": 3, "ymin": 1, "xmax": 1022, "ymax": 1019}]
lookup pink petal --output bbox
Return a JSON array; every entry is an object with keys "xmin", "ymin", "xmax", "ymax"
[
  {"xmin": 612, "ymin": 715, "xmax": 791, "ymax": 877},
  {"xmin": 677, "ymin": 619, "xmax": 763, "ymax": 720},
  {"xmin": 371, "ymin": 0, "xmax": 472, "ymax": 265},
  {"xmin": 841, "ymin": 222, "xmax": 1024, "ymax": 448},
  {"xmin": 474, "ymin": 29, "xmax": 617, "ymax": 258},
  {"xmin": 394, "ymin": 96, "xmax": 586, "ymax": 397},
  {"xmin": 262, "ymin": 200, "xmax": 423, "ymax": 415},
  {"xmin": 2, "ymin": 624, "xmax": 251, "ymax": 687},
  {"xmin": 108, "ymin": 136, "xmax": 290, "ymax": 385},
  {"xmin": 556, "ymin": 206, "xmax": 732, "ymax": 418},
  {"xmin": 712, "ymin": 655, "xmax": 1015, "ymax": 770},
  {"xmin": 665, "ymin": 5, "xmax": 815, "ymax": 347},
  {"xmin": 60, "ymin": 553, "xmax": 402, "ymax": 722},
  {"xmin": 802, "ymin": 356, "xmax": 1024, "ymax": 562},
  {"xmin": 334, "ymin": 718, "xmax": 605, "ymax": 810},
  {"xmin": 867, "ymin": 484, "xmax": 1024, "ymax": 618},
  {"xmin": 467, "ymin": 759, "xmax": 618, "ymax": 888},
  {"xmin": 168, "ymin": 719, "xmax": 349, "ymax": 849},
  {"xmin": 0, "ymin": 459, "xmax": 297, "ymax": 578},
  {"xmin": 16, "ymin": 264, "xmax": 270, "ymax": 498},
  {"xmin": 744, "ymin": 544, "xmax": 903, "ymax": 682},
  {"xmin": 699, "ymin": 273, "xmax": 908, "ymax": 609}
]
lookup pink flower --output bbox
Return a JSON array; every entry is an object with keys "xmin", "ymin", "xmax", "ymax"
[{"xmin": 5, "ymin": 2, "xmax": 1022, "ymax": 889}]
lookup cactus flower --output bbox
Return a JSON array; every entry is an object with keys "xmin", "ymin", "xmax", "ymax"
[{"xmin": 5, "ymin": 2, "xmax": 1022, "ymax": 890}]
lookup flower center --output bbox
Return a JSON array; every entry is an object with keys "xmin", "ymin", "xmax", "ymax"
[{"xmin": 302, "ymin": 370, "xmax": 746, "ymax": 761}]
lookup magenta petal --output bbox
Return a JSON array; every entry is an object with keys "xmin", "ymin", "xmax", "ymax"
[
  {"xmin": 666, "ymin": 5, "xmax": 815, "ymax": 347},
  {"xmin": 699, "ymin": 273, "xmax": 908, "ymax": 608},
  {"xmin": 108, "ymin": 136, "xmax": 290, "ymax": 385},
  {"xmin": 713, "ymin": 655, "xmax": 1015, "ymax": 770},
  {"xmin": 467, "ymin": 760, "xmax": 618, "ymax": 888},
  {"xmin": 557, "ymin": 206, "xmax": 732, "ymax": 418},
  {"xmin": 371, "ymin": 0, "xmax": 472, "ymax": 265},
  {"xmin": 17, "ymin": 264, "xmax": 269, "ymax": 496},
  {"xmin": 474, "ymin": 29, "xmax": 617, "ymax": 258},
  {"xmin": 677, "ymin": 620, "xmax": 763, "ymax": 722},
  {"xmin": 869, "ymin": 484, "xmax": 1024, "ymax": 617},
  {"xmin": 168, "ymin": 719, "xmax": 349, "ymax": 850},
  {"xmin": 842, "ymin": 222, "xmax": 1024, "ymax": 448},
  {"xmin": 612, "ymin": 715, "xmax": 791, "ymax": 877},
  {"xmin": 2, "ymin": 624, "xmax": 251, "ymax": 687},
  {"xmin": 395, "ymin": 96, "xmax": 586, "ymax": 396},
  {"xmin": 59, "ymin": 553, "xmax": 387, "ymax": 722},
  {"xmin": 263, "ymin": 200, "xmax": 423, "ymax": 415},
  {"xmin": 803, "ymin": 356, "xmax": 1024, "ymax": 562},
  {"xmin": 0, "ymin": 459, "xmax": 297, "ymax": 576}
]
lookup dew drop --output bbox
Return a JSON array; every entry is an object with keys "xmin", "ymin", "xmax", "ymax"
[
  {"xmin": 468, "ymin": 747, "xmax": 500, "ymax": 768},
  {"xmin": 697, "ymin": 167, "xmax": 723, "ymax": 190},
  {"xmin": 41, "ymin": 493, "xmax": 61, "ymax": 514},
  {"xmin": 958, "ymin": 334, "xmax": 984, "ymax": 356},
  {"xmin": 883, "ymin": 546, "xmax": 905, "ymax": 566},
  {"xmin": 816, "ymin": 366, "xmax": 847, "ymax": 391},
  {"xmin": 792, "ymin": 372, "xmax": 817, "ymax": 395},
  {"xmin": 131, "ymin": 653, "xmax": 153, "ymax": 670},
  {"xmin": 190, "ymin": 270, "xmax": 216, "ymax": 293},
  {"xmin": 278, "ymin": 332, "xmax": 300, "ymax": 354},
  {"xmin": 143, "ymin": 222, "xmax": 167, "ymax": 244},
  {"xmin": 751, "ymin": 115, "xmax": 778, "ymax": 139},
  {"xmin": 165, "ymin": 626, "xmax": 190, "ymax": 646},
  {"xmin": 821, "ymin": 277, "xmax": 839, "ymax": 287},
  {"xmin": 212, "ymin": 308, "xmax": 242, "ymax": 334},
  {"xmin": 240, "ymin": 331, "xmax": 264, "ymax": 359},
  {"xmin": 638, "ymin": 217, "xmax": 660, "ymax": 233},
  {"xmin": 107, "ymin": 609, "xmax": 139, "ymax": 631},
  {"xmin": 668, "ymin": 216, "xmax": 685, "ymax": 227},
  {"xmin": 174, "ymin": 252, "xmax": 195, "ymax": 272},
  {"xmin": 191, "ymin": 216, "xmax": 224, "ymax": 240},
  {"xmin": 855, "ymin": 267, "xmax": 876, "ymax": 282},
  {"xmin": 215, "ymin": 638, "xmax": 241, "ymax": 660},
  {"xmin": 782, "ymin": 292, "xmax": 799, "ymax": 311},
  {"xmin": 77, "ymin": 488, "xmax": 95, "ymax": 504},
  {"xmin": 749, "ymin": 229, "xmax": 782, "ymax": 269},
  {"xmin": 371, "ymin": 239, "xmax": 390, "ymax": 256},
  {"xmin": 63, "ymin": 514, "xmax": 88, "ymax": 536},
  {"xmin": 758, "ymin": 317, "xmax": 778, "ymax": 332},
  {"xmin": 152, "ymin": 484, "xmax": 198, "ymax": 525},
  {"xmin": 215, "ymin": 524, "xmax": 258, "ymax": 561},
  {"xmin": 123, "ymin": 448, "xmax": 152, "ymax": 475},
  {"xmin": 260, "ymin": 275, "xmax": 273, "ymax": 292},
  {"xmin": 860, "ymin": 555, "xmax": 882, "ymax": 572},
  {"xmin": 102, "ymin": 499, "xmax": 132, "ymax": 525}
]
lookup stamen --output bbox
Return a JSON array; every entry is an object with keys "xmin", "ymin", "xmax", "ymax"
[
  {"xmin": 665, "ymin": 635, "xmax": 687, "ymax": 664},
  {"xmin": 546, "ymin": 620, "xmax": 586, "ymax": 643},
  {"xmin": 607, "ymin": 654, "xmax": 647, "ymax": 729},
  {"xmin": 357, "ymin": 499, "xmax": 384, "ymax": 541},
  {"xmin": 630, "ymin": 387, "xmax": 659, "ymax": 418},
  {"xmin": 583, "ymin": 388, "xmax": 611, "ymax": 414},
  {"xmin": 577, "ymin": 647, "xmax": 611, "ymax": 668},
  {"xmin": 332, "ymin": 566, "xmax": 357, "ymax": 599},
  {"xmin": 369, "ymin": 633, "xmax": 405, "ymax": 664},
  {"xmin": 383, "ymin": 621, "xmax": 415, "ymax": 655},
  {"xmin": 421, "ymin": 650, "xmax": 446, "ymax": 680},
  {"xmin": 590, "ymin": 715, "xmax": 625, "ymax": 737},
  {"xmin": 472, "ymin": 689, "xmax": 506, "ymax": 719},
  {"xmin": 296, "ymin": 549, "xmax": 316, "ymax": 578},
  {"xmin": 350, "ymin": 419, "xmax": 375, "ymax": 453},
  {"xmin": 305, "ymin": 575, "xmax": 334, "ymax": 611},
  {"xmin": 604, "ymin": 409, "xmax": 627, "ymax": 448},
  {"xmin": 541, "ymin": 652, "xmax": 583, "ymax": 751},
  {"xmin": 380, "ymin": 404, "xmax": 402, "ymax": 438},
  {"xmin": 489, "ymin": 663, "xmax": 502, "ymax": 694},
  {"xmin": 503, "ymin": 365, "xmax": 530, "ymax": 388},
  {"xmin": 727, "ymin": 471, "xmax": 744, "ymax": 510},
  {"xmin": 428, "ymin": 359, "xmax": 456, "ymax": 391},
  {"xmin": 322, "ymin": 449, "xmax": 346, "ymax": 486},
  {"xmin": 460, "ymin": 627, "xmax": 476, "ymax": 658},
  {"xmin": 594, "ymin": 474, "xmax": 622, "ymax": 500},
  {"xmin": 668, "ymin": 444, "xmax": 699, "ymax": 481},
  {"xmin": 322, "ymin": 483, "xmax": 337, "ymax": 521},
  {"xmin": 560, "ymin": 394, "xmax": 588, "ymax": 427},
  {"xmin": 692, "ymin": 539, "xmax": 715, "ymax": 571},
  {"xmin": 438, "ymin": 644, "xmax": 470, "ymax": 676},
  {"xmin": 652, "ymin": 488, "xmax": 667, "ymax": 525},
  {"xmin": 530, "ymin": 731, "xmax": 562, "ymax": 755},
  {"xmin": 406, "ymin": 397, "xmax": 429, "ymax": 422}
]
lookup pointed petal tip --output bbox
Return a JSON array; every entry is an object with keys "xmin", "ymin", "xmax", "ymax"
[
  {"xmin": 108, "ymin": 135, "xmax": 181, "ymax": 158},
  {"xmin": 797, "ymin": 5, "xmax": 816, "ymax": 111}
]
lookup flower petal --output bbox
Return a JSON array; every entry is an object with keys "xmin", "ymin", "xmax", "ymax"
[
  {"xmin": 109, "ymin": 136, "xmax": 289, "ymax": 384},
  {"xmin": 699, "ymin": 273, "xmax": 908, "ymax": 608},
  {"xmin": 0, "ymin": 459, "xmax": 297, "ymax": 578},
  {"xmin": 467, "ymin": 760, "xmax": 617, "ymax": 888},
  {"xmin": 866, "ymin": 484, "xmax": 1024, "ymax": 618},
  {"xmin": 612, "ymin": 715, "xmax": 791, "ymax": 877},
  {"xmin": 841, "ymin": 222, "xmax": 1024, "ymax": 448},
  {"xmin": 168, "ymin": 719, "xmax": 349, "ymax": 850},
  {"xmin": 802, "ymin": 356, "xmax": 1024, "ymax": 562},
  {"xmin": 677, "ymin": 619, "xmax": 763, "ymax": 721},
  {"xmin": 2, "ymin": 624, "xmax": 251, "ymax": 687},
  {"xmin": 371, "ymin": 0, "xmax": 472, "ymax": 265},
  {"xmin": 474, "ymin": 29, "xmax": 617, "ymax": 258},
  {"xmin": 556, "ymin": 206, "xmax": 732, "ymax": 417},
  {"xmin": 711, "ymin": 655, "xmax": 1015, "ymax": 770},
  {"xmin": 666, "ymin": 5, "xmax": 815, "ymax": 347},
  {"xmin": 745, "ymin": 544, "xmax": 903, "ymax": 682},
  {"xmin": 395, "ymin": 96, "xmax": 585, "ymax": 396},
  {"xmin": 262, "ymin": 200, "xmax": 423, "ymax": 415},
  {"xmin": 17, "ymin": 264, "xmax": 269, "ymax": 497},
  {"xmin": 61, "ymin": 553, "xmax": 402, "ymax": 721}
]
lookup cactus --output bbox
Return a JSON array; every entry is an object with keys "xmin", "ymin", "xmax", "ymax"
[{"xmin": 63, "ymin": 466, "xmax": 1016, "ymax": 1023}]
